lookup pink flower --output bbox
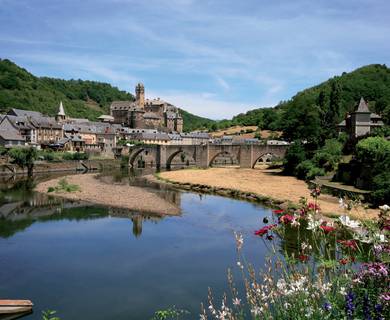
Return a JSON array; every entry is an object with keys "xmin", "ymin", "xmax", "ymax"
[
  {"xmin": 337, "ymin": 240, "xmax": 358, "ymax": 251},
  {"xmin": 279, "ymin": 214, "xmax": 294, "ymax": 224},
  {"xmin": 254, "ymin": 224, "xmax": 277, "ymax": 237},
  {"xmin": 320, "ymin": 225, "xmax": 336, "ymax": 234},
  {"xmin": 307, "ymin": 202, "xmax": 321, "ymax": 211}
]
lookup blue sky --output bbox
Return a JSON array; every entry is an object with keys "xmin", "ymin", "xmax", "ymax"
[{"xmin": 0, "ymin": 0, "xmax": 389, "ymax": 119}]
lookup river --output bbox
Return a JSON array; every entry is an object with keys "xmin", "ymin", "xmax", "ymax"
[{"xmin": 0, "ymin": 169, "xmax": 280, "ymax": 319}]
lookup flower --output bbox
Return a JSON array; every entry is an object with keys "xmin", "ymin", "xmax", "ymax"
[
  {"xmin": 232, "ymin": 298, "xmax": 241, "ymax": 306},
  {"xmin": 379, "ymin": 204, "xmax": 390, "ymax": 212},
  {"xmin": 320, "ymin": 225, "xmax": 336, "ymax": 234},
  {"xmin": 345, "ymin": 291, "xmax": 355, "ymax": 320},
  {"xmin": 272, "ymin": 209, "xmax": 284, "ymax": 215},
  {"xmin": 307, "ymin": 216, "xmax": 323, "ymax": 231},
  {"xmin": 301, "ymin": 242, "xmax": 312, "ymax": 252},
  {"xmin": 254, "ymin": 224, "xmax": 277, "ymax": 236},
  {"xmin": 380, "ymin": 292, "xmax": 390, "ymax": 302},
  {"xmin": 310, "ymin": 186, "xmax": 321, "ymax": 198},
  {"xmin": 307, "ymin": 202, "xmax": 321, "ymax": 212},
  {"xmin": 234, "ymin": 232, "xmax": 244, "ymax": 251},
  {"xmin": 298, "ymin": 254, "xmax": 309, "ymax": 262},
  {"xmin": 339, "ymin": 258, "xmax": 349, "ymax": 265},
  {"xmin": 337, "ymin": 239, "xmax": 358, "ymax": 251},
  {"xmin": 279, "ymin": 214, "xmax": 294, "ymax": 224},
  {"xmin": 339, "ymin": 197, "xmax": 347, "ymax": 209},
  {"xmin": 338, "ymin": 215, "xmax": 360, "ymax": 229},
  {"xmin": 323, "ymin": 302, "xmax": 332, "ymax": 312}
]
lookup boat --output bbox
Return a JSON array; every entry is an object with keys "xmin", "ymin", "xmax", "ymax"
[{"xmin": 0, "ymin": 300, "xmax": 33, "ymax": 319}]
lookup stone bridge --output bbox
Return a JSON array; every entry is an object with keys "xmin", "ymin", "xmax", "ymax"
[{"xmin": 128, "ymin": 143, "xmax": 289, "ymax": 169}]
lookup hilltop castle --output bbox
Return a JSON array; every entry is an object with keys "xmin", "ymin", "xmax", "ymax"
[{"xmin": 110, "ymin": 83, "xmax": 183, "ymax": 133}]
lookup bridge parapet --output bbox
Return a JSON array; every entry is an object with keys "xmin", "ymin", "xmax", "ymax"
[{"xmin": 128, "ymin": 143, "xmax": 288, "ymax": 169}]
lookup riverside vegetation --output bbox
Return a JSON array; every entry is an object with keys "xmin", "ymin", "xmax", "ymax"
[
  {"xmin": 201, "ymin": 188, "xmax": 389, "ymax": 320},
  {"xmin": 47, "ymin": 178, "xmax": 80, "ymax": 193}
]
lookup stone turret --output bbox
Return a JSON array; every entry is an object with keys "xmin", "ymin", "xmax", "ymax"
[{"xmin": 135, "ymin": 83, "xmax": 145, "ymax": 108}]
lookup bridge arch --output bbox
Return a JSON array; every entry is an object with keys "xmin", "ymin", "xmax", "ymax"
[
  {"xmin": 166, "ymin": 149, "xmax": 195, "ymax": 169},
  {"xmin": 209, "ymin": 150, "xmax": 239, "ymax": 167},
  {"xmin": 129, "ymin": 147, "xmax": 145, "ymax": 167},
  {"xmin": 252, "ymin": 153, "xmax": 280, "ymax": 168}
]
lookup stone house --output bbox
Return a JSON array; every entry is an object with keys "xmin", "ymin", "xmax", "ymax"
[
  {"xmin": 338, "ymin": 97, "xmax": 384, "ymax": 138},
  {"xmin": 0, "ymin": 129, "xmax": 25, "ymax": 147}
]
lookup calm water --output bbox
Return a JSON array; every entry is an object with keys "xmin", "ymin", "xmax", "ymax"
[{"xmin": 0, "ymin": 171, "xmax": 277, "ymax": 319}]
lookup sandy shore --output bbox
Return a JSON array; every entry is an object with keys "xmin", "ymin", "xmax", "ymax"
[
  {"xmin": 35, "ymin": 174, "xmax": 180, "ymax": 216},
  {"xmin": 159, "ymin": 167, "xmax": 379, "ymax": 220}
]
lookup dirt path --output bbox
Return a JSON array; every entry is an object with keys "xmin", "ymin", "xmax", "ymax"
[
  {"xmin": 159, "ymin": 167, "xmax": 379, "ymax": 220},
  {"xmin": 35, "ymin": 174, "xmax": 180, "ymax": 216}
]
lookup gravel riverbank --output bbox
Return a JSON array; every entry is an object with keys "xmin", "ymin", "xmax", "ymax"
[
  {"xmin": 158, "ymin": 167, "xmax": 379, "ymax": 220},
  {"xmin": 35, "ymin": 174, "xmax": 180, "ymax": 215}
]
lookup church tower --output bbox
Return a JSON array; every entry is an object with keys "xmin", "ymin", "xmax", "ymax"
[
  {"xmin": 56, "ymin": 101, "xmax": 67, "ymax": 122},
  {"xmin": 135, "ymin": 83, "xmax": 145, "ymax": 108}
]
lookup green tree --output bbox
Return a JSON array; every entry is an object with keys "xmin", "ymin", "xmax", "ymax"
[
  {"xmin": 8, "ymin": 147, "xmax": 38, "ymax": 177},
  {"xmin": 283, "ymin": 140, "xmax": 307, "ymax": 175}
]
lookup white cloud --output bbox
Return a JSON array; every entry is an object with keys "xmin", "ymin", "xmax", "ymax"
[{"xmin": 148, "ymin": 90, "xmax": 274, "ymax": 119}]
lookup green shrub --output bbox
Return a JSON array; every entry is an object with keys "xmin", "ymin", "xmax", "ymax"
[
  {"xmin": 371, "ymin": 172, "xmax": 390, "ymax": 205},
  {"xmin": 49, "ymin": 178, "xmax": 80, "ymax": 193},
  {"xmin": 62, "ymin": 152, "xmax": 89, "ymax": 161},
  {"xmin": 296, "ymin": 160, "xmax": 325, "ymax": 180}
]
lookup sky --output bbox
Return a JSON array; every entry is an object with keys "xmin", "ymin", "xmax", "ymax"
[{"xmin": 0, "ymin": 0, "xmax": 389, "ymax": 119}]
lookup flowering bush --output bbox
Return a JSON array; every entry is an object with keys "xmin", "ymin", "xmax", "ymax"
[{"xmin": 201, "ymin": 188, "xmax": 389, "ymax": 319}]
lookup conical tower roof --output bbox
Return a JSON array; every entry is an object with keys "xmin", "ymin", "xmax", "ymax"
[
  {"xmin": 355, "ymin": 97, "xmax": 370, "ymax": 113},
  {"xmin": 58, "ymin": 101, "xmax": 65, "ymax": 116}
]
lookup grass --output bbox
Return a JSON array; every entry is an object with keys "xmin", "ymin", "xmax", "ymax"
[{"xmin": 47, "ymin": 178, "xmax": 80, "ymax": 193}]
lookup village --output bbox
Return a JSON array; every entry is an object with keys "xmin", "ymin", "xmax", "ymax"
[{"xmin": 0, "ymin": 0, "xmax": 389, "ymax": 317}]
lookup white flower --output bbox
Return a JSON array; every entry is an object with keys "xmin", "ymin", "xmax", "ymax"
[
  {"xmin": 376, "ymin": 234, "xmax": 388, "ymax": 243},
  {"xmin": 338, "ymin": 215, "xmax": 360, "ymax": 229},
  {"xmin": 339, "ymin": 286, "xmax": 346, "ymax": 296},
  {"xmin": 291, "ymin": 218, "xmax": 300, "ymax": 227},
  {"xmin": 237, "ymin": 261, "xmax": 244, "ymax": 269},
  {"xmin": 339, "ymin": 197, "xmax": 345, "ymax": 208},
  {"xmin": 234, "ymin": 232, "xmax": 244, "ymax": 251},
  {"xmin": 305, "ymin": 306, "xmax": 313, "ymax": 317},
  {"xmin": 379, "ymin": 204, "xmax": 390, "ymax": 212},
  {"xmin": 301, "ymin": 242, "xmax": 312, "ymax": 252},
  {"xmin": 277, "ymin": 279, "xmax": 287, "ymax": 292},
  {"xmin": 232, "ymin": 298, "xmax": 241, "ymax": 306},
  {"xmin": 251, "ymin": 306, "xmax": 263, "ymax": 316},
  {"xmin": 307, "ymin": 219, "xmax": 321, "ymax": 230}
]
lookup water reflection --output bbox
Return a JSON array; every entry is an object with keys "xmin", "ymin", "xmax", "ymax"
[
  {"xmin": 0, "ymin": 170, "xmax": 276, "ymax": 320},
  {"xmin": 0, "ymin": 170, "xmax": 181, "ymax": 239}
]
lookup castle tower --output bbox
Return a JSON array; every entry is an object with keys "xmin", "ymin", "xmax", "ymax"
[
  {"xmin": 135, "ymin": 83, "xmax": 145, "ymax": 108},
  {"xmin": 56, "ymin": 101, "xmax": 66, "ymax": 122},
  {"xmin": 350, "ymin": 97, "xmax": 371, "ymax": 137}
]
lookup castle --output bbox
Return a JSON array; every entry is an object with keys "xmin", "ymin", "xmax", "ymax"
[{"xmin": 110, "ymin": 83, "xmax": 183, "ymax": 133}]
